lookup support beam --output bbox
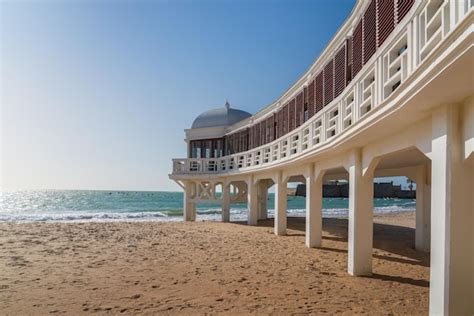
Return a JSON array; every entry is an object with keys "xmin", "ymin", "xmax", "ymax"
[
  {"xmin": 183, "ymin": 181, "xmax": 196, "ymax": 221},
  {"xmin": 415, "ymin": 164, "xmax": 431, "ymax": 252},
  {"xmin": 257, "ymin": 181, "xmax": 269, "ymax": 220},
  {"xmin": 347, "ymin": 149, "xmax": 375, "ymax": 276},
  {"xmin": 221, "ymin": 183, "xmax": 230, "ymax": 222},
  {"xmin": 306, "ymin": 167, "xmax": 324, "ymax": 248},
  {"xmin": 429, "ymin": 106, "xmax": 474, "ymax": 315},
  {"xmin": 274, "ymin": 174, "xmax": 287, "ymax": 236},
  {"xmin": 247, "ymin": 178, "xmax": 258, "ymax": 226}
]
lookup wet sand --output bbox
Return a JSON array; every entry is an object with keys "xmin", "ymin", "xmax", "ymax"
[{"xmin": 0, "ymin": 212, "xmax": 429, "ymax": 315}]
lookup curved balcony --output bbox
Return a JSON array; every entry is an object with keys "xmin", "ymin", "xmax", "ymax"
[{"xmin": 171, "ymin": 0, "xmax": 474, "ymax": 177}]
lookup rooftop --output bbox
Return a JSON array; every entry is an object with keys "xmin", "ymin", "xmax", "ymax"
[{"xmin": 191, "ymin": 101, "xmax": 252, "ymax": 129}]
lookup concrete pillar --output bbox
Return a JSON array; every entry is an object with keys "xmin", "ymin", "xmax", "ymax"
[
  {"xmin": 257, "ymin": 181, "xmax": 269, "ymax": 220},
  {"xmin": 274, "ymin": 174, "xmax": 287, "ymax": 236},
  {"xmin": 347, "ymin": 149, "xmax": 374, "ymax": 276},
  {"xmin": 429, "ymin": 105, "xmax": 474, "ymax": 315},
  {"xmin": 221, "ymin": 183, "xmax": 230, "ymax": 222},
  {"xmin": 306, "ymin": 168, "xmax": 324, "ymax": 248},
  {"xmin": 183, "ymin": 181, "xmax": 196, "ymax": 221},
  {"xmin": 247, "ymin": 178, "xmax": 258, "ymax": 226},
  {"xmin": 415, "ymin": 164, "xmax": 431, "ymax": 252}
]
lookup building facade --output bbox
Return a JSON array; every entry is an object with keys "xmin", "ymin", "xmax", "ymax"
[{"xmin": 170, "ymin": 1, "xmax": 474, "ymax": 314}]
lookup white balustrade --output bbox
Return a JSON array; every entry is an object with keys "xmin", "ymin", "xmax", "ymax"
[
  {"xmin": 383, "ymin": 32, "xmax": 408, "ymax": 99},
  {"xmin": 171, "ymin": 1, "xmax": 473, "ymax": 175},
  {"xmin": 419, "ymin": 0, "xmax": 448, "ymax": 61},
  {"xmin": 312, "ymin": 118, "xmax": 322, "ymax": 146},
  {"xmin": 271, "ymin": 143, "xmax": 279, "ymax": 162},
  {"xmin": 301, "ymin": 126, "xmax": 311, "ymax": 151},
  {"xmin": 359, "ymin": 69, "xmax": 375, "ymax": 118},
  {"xmin": 343, "ymin": 90, "xmax": 354, "ymax": 130}
]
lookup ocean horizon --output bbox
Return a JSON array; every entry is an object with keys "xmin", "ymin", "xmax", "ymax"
[{"xmin": 0, "ymin": 189, "xmax": 416, "ymax": 223}]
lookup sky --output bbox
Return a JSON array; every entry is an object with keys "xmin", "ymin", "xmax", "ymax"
[{"xmin": 0, "ymin": 0, "xmax": 401, "ymax": 192}]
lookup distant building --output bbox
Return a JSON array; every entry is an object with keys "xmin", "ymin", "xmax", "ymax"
[{"xmin": 295, "ymin": 182, "xmax": 415, "ymax": 199}]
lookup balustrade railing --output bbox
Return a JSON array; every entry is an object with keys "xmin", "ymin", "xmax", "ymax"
[{"xmin": 172, "ymin": 0, "xmax": 473, "ymax": 176}]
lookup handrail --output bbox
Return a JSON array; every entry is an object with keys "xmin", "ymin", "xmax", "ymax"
[{"xmin": 172, "ymin": 0, "xmax": 473, "ymax": 176}]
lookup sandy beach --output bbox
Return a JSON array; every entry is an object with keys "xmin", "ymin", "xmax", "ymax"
[{"xmin": 0, "ymin": 212, "xmax": 429, "ymax": 315}]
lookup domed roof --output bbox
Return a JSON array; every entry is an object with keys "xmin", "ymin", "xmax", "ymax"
[{"xmin": 191, "ymin": 101, "xmax": 252, "ymax": 129}]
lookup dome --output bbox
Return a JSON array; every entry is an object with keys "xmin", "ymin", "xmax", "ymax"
[{"xmin": 191, "ymin": 101, "xmax": 252, "ymax": 129}]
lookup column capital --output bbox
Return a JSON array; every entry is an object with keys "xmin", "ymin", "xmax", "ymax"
[
  {"xmin": 302, "ymin": 163, "xmax": 314, "ymax": 179},
  {"xmin": 271, "ymin": 170, "xmax": 288, "ymax": 185},
  {"xmin": 313, "ymin": 166, "xmax": 327, "ymax": 181},
  {"xmin": 344, "ymin": 147, "xmax": 362, "ymax": 172},
  {"xmin": 362, "ymin": 156, "xmax": 380, "ymax": 178}
]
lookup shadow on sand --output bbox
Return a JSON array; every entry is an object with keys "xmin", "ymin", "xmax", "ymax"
[{"xmin": 231, "ymin": 217, "xmax": 430, "ymax": 287}]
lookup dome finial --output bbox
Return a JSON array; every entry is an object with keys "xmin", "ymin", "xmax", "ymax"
[{"xmin": 224, "ymin": 99, "xmax": 230, "ymax": 110}]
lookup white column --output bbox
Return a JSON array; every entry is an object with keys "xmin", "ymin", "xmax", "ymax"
[
  {"xmin": 247, "ymin": 178, "xmax": 258, "ymax": 226},
  {"xmin": 183, "ymin": 181, "xmax": 196, "ymax": 221},
  {"xmin": 415, "ymin": 164, "xmax": 430, "ymax": 252},
  {"xmin": 274, "ymin": 174, "xmax": 287, "ymax": 236},
  {"xmin": 347, "ymin": 149, "xmax": 374, "ymax": 276},
  {"xmin": 306, "ymin": 168, "xmax": 324, "ymax": 248},
  {"xmin": 257, "ymin": 181, "xmax": 268, "ymax": 220},
  {"xmin": 221, "ymin": 183, "xmax": 230, "ymax": 222},
  {"xmin": 429, "ymin": 105, "xmax": 474, "ymax": 315}
]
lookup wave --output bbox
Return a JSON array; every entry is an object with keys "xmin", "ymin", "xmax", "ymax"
[
  {"xmin": 0, "ymin": 211, "xmax": 175, "ymax": 223},
  {"xmin": 0, "ymin": 205, "xmax": 415, "ymax": 223}
]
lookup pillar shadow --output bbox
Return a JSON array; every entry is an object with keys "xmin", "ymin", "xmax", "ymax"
[
  {"xmin": 230, "ymin": 216, "xmax": 430, "ymax": 267},
  {"xmin": 363, "ymin": 273, "xmax": 430, "ymax": 288}
]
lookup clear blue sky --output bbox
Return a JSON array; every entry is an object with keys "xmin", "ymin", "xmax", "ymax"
[{"xmin": 2, "ymin": 0, "xmax": 402, "ymax": 192}]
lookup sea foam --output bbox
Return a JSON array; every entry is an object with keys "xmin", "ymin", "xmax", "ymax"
[{"xmin": 0, "ymin": 190, "xmax": 415, "ymax": 223}]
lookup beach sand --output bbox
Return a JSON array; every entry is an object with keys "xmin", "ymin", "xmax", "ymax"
[{"xmin": 0, "ymin": 212, "xmax": 429, "ymax": 315}]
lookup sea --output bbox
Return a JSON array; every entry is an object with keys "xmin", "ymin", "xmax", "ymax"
[{"xmin": 0, "ymin": 190, "xmax": 416, "ymax": 223}]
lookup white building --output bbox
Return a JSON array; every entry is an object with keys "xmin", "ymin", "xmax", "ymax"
[{"xmin": 170, "ymin": 1, "xmax": 474, "ymax": 314}]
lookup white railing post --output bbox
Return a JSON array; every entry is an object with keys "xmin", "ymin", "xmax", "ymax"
[
  {"xmin": 284, "ymin": 136, "xmax": 289, "ymax": 158},
  {"xmin": 412, "ymin": 15, "xmax": 420, "ymax": 70},
  {"xmin": 449, "ymin": 0, "xmax": 457, "ymax": 30},
  {"xmin": 407, "ymin": 21, "xmax": 414, "ymax": 75},
  {"xmin": 278, "ymin": 140, "xmax": 283, "ymax": 160},
  {"xmin": 298, "ymin": 130, "xmax": 303, "ymax": 153},
  {"xmin": 320, "ymin": 114, "xmax": 327, "ymax": 143},
  {"xmin": 354, "ymin": 80, "xmax": 361, "ymax": 122},
  {"xmin": 337, "ymin": 101, "xmax": 344, "ymax": 135},
  {"xmin": 375, "ymin": 59, "xmax": 382, "ymax": 107}
]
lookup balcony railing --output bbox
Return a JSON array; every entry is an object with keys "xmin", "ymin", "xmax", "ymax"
[{"xmin": 172, "ymin": 0, "xmax": 473, "ymax": 176}]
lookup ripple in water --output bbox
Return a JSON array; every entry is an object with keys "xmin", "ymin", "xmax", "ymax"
[{"xmin": 0, "ymin": 190, "xmax": 415, "ymax": 223}]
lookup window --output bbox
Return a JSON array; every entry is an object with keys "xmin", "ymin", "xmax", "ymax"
[
  {"xmin": 191, "ymin": 141, "xmax": 201, "ymax": 158},
  {"xmin": 203, "ymin": 140, "xmax": 212, "ymax": 158},
  {"xmin": 214, "ymin": 139, "xmax": 223, "ymax": 157}
]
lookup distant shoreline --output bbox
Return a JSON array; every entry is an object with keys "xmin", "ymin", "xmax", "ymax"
[{"xmin": 1, "ymin": 190, "xmax": 415, "ymax": 223}]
